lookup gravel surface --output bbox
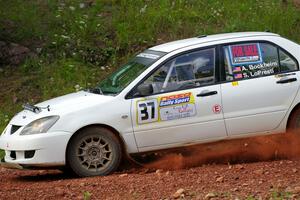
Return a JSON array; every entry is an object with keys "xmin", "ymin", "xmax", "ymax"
[{"xmin": 1, "ymin": 133, "xmax": 300, "ymax": 200}]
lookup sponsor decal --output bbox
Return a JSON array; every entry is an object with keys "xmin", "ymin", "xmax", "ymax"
[
  {"xmin": 136, "ymin": 92, "xmax": 197, "ymax": 124},
  {"xmin": 234, "ymin": 73, "xmax": 243, "ymax": 79},
  {"xmin": 137, "ymin": 53, "xmax": 160, "ymax": 60},
  {"xmin": 212, "ymin": 104, "xmax": 222, "ymax": 114},
  {"xmin": 232, "ymin": 81, "xmax": 239, "ymax": 86},
  {"xmin": 229, "ymin": 43, "xmax": 263, "ymax": 66},
  {"xmin": 227, "ymin": 43, "xmax": 279, "ymax": 80},
  {"xmin": 136, "ymin": 99, "xmax": 159, "ymax": 124},
  {"xmin": 233, "ymin": 66, "xmax": 242, "ymax": 73},
  {"xmin": 159, "ymin": 93, "xmax": 191, "ymax": 107},
  {"xmin": 231, "ymin": 61, "xmax": 278, "ymax": 80},
  {"xmin": 159, "ymin": 92, "xmax": 196, "ymax": 121},
  {"xmin": 159, "ymin": 104, "xmax": 196, "ymax": 121}
]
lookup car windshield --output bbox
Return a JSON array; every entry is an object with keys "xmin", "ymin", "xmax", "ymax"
[{"xmin": 96, "ymin": 50, "xmax": 166, "ymax": 95}]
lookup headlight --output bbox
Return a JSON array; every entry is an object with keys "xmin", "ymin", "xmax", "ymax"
[{"xmin": 20, "ymin": 116, "xmax": 59, "ymax": 135}]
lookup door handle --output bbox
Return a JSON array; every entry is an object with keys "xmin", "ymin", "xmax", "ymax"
[
  {"xmin": 197, "ymin": 91, "xmax": 218, "ymax": 97},
  {"xmin": 276, "ymin": 73, "xmax": 296, "ymax": 78},
  {"xmin": 276, "ymin": 77, "xmax": 297, "ymax": 84}
]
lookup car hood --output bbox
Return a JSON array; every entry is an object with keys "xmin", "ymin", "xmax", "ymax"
[{"xmin": 9, "ymin": 91, "xmax": 114, "ymax": 126}]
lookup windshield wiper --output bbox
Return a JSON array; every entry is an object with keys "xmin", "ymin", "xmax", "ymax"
[{"xmin": 86, "ymin": 87, "xmax": 103, "ymax": 95}]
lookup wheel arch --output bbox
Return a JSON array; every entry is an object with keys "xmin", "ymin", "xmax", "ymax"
[
  {"xmin": 287, "ymin": 102, "xmax": 300, "ymax": 130},
  {"xmin": 65, "ymin": 124, "xmax": 127, "ymax": 165}
]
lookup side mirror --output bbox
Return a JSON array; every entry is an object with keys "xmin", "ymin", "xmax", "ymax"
[{"xmin": 137, "ymin": 83, "xmax": 153, "ymax": 96}]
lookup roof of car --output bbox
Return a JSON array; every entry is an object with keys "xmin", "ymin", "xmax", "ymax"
[{"xmin": 149, "ymin": 32, "xmax": 279, "ymax": 53}]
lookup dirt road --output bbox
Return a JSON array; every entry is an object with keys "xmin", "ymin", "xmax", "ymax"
[{"xmin": 1, "ymin": 133, "xmax": 300, "ymax": 200}]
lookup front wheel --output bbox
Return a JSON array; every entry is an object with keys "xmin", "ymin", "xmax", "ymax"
[{"xmin": 66, "ymin": 127, "xmax": 122, "ymax": 177}]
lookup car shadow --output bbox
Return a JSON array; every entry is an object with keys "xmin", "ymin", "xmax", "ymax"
[
  {"xmin": 13, "ymin": 159, "xmax": 141, "ymax": 182},
  {"xmin": 12, "ymin": 170, "xmax": 76, "ymax": 182}
]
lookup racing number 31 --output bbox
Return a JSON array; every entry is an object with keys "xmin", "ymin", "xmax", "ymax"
[{"xmin": 137, "ymin": 99, "xmax": 158, "ymax": 124}]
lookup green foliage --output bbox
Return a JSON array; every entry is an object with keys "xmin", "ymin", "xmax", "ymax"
[
  {"xmin": 37, "ymin": 59, "xmax": 105, "ymax": 99},
  {"xmin": 246, "ymin": 196, "xmax": 257, "ymax": 200},
  {"xmin": 245, "ymin": 190, "xmax": 293, "ymax": 200},
  {"xmin": 0, "ymin": 150, "xmax": 4, "ymax": 160},
  {"xmin": 0, "ymin": 113, "xmax": 10, "ymax": 135},
  {"xmin": 270, "ymin": 190, "xmax": 292, "ymax": 200},
  {"xmin": 83, "ymin": 191, "xmax": 91, "ymax": 200},
  {"xmin": 0, "ymin": 58, "xmax": 108, "ymax": 133},
  {"xmin": 1, "ymin": 0, "xmax": 299, "ymax": 67}
]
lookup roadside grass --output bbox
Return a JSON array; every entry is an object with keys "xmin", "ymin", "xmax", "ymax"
[
  {"xmin": 0, "ymin": 150, "xmax": 4, "ymax": 160},
  {"xmin": 207, "ymin": 190, "xmax": 294, "ymax": 200},
  {"xmin": 1, "ymin": 1, "xmax": 299, "ymax": 62},
  {"xmin": 83, "ymin": 191, "xmax": 91, "ymax": 200},
  {"xmin": 270, "ymin": 190, "xmax": 293, "ymax": 200},
  {"xmin": 196, "ymin": 190, "xmax": 294, "ymax": 200},
  {"xmin": 245, "ymin": 190, "xmax": 293, "ymax": 200},
  {"xmin": 0, "ymin": 58, "xmax": 109, "ymax": 132},
  {"xmin": 0, "ymin": 0, "xmax": 300, "ymax": 134}
]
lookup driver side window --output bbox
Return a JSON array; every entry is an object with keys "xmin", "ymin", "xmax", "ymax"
[{"xmin": 142, "ymin": 48, "xmax": 216, "ymax": 94}]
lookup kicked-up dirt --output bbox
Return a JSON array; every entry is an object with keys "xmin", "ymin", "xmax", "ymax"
[{"xmin": 2, "ymin": 132, "xmax": 300, "ymax": 199}]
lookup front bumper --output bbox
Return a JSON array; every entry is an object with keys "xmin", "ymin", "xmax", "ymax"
[
  {"xmin": 0, "ymin": 158, "xmax": 23, "ymax": 169},
  {"xmin": 0, "ymin": 129, "xmax": 71, "ymax": 168}
]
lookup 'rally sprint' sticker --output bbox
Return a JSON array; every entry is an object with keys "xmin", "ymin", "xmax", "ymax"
[{"xmin": 136, "ymin": 92, "xmax": 196, "ymax": 124}]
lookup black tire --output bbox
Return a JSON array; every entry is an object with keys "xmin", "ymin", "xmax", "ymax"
[
  {"xmin": 288, "ymin": 107, "xmax": 300, "ymax": 133},
  {"xmin": 66, "ymin": 127, "xmax": 122, "ymax": 177}
]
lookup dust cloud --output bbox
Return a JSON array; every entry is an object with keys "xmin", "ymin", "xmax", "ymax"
[{"xmin": 140, "ymin": 131, "xmax": 300, "ymax": 170}]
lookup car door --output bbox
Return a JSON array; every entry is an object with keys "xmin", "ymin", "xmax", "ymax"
[
  {"xmin": 129, "ymin": 47, "xmax": 227, "ymax": 151},
  {"xmin": 220, "ymin": 41, "xmax": 300, "ymax": 136}
]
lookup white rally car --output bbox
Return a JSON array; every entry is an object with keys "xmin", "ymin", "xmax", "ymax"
[{"xmin": 1, "ymin": 32, "xmax": 300, "ymax": 177}]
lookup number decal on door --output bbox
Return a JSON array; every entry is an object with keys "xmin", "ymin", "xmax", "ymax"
[{"xmin": 137, "ymin": 99, "xmax": 158, "ymax": 124}]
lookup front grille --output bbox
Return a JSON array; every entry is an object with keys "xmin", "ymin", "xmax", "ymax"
[{"xmin": 10, "ymin": 125, "xmax": 21, "ymax": 135}]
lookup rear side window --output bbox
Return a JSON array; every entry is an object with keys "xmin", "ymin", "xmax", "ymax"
[
  {"xmin": 279, "ymin": 49, "xmax": 298, "ymax": 72},
  {"xmin": 223, "ymin": 42, "xmax": 298, "ymax": 81}
]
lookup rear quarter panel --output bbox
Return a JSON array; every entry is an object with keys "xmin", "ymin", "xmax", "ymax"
[{"xmin": 275, "ymin": 38, "xmax": 300, "ymax": 132}]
